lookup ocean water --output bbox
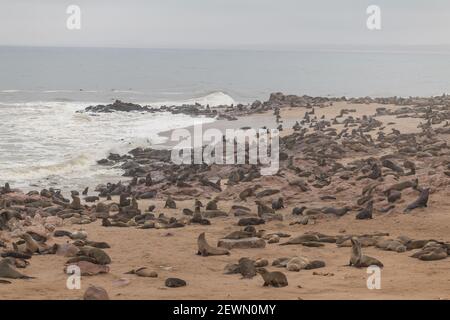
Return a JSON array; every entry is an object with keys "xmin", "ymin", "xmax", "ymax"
[{"xmin": 1, "ymin": 46, "xmax": 450, "ymax": 191}]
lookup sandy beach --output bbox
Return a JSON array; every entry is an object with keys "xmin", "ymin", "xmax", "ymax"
[{"xmin": 1, "ymin": 96, "xmax": 450, "ymax": 300}]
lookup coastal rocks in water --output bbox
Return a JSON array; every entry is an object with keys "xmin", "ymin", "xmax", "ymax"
[
  {"xmin": 217, "ymin": 237, "xmax": 266, "ymax": 250},
  {"xmin": 84, "ymin": 100, "xmax": 151, "ymax": 113}
]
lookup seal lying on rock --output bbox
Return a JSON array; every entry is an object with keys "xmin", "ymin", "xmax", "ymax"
[
  {"xmin": 349, "ymin": 238, "xmax": 383, "ymax": 268},
  {"xmin": 197, "ymin": 233, "xmax": 230, "ymax": 256},
  {"xmin": 256, "ymin": 268, "xmax": 288, "ymax": 287}
]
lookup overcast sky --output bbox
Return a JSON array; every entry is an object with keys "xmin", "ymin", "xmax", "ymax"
[{"xmin": 1, "ymin": 0, "xmax": 449, "ymax": 49}]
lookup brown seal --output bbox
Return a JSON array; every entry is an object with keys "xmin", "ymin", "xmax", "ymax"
[
  {"xmin": 404, "ymin": 188, "xmax": 429, "ymax": 213},
  {"xmin": 0, "ymin": 259, "xmax": 34, "ymax": 279},
  {"xmin": 256, "ymin": 268, "xmax": 288, "ymax": 287},
  {"xmin": 349, "ymin": 238, "xmax": 383, "ymax": 268},
  {"xmin": 197, "ymin": 233, "xmax": 229, "ymax": 256}
]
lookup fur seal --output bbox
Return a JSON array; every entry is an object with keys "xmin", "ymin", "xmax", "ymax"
[
  {"xmin": 197, "ymin": 233, "xmax": 229, "ymax": 256},
  {"xmin": 164, "ymin": 196, "xmax": 176, "ymax": 209},
  {"xmin": 238, "ymin": 257, "xmax": 257, "ymax": 278},
  {"xmin": 356, "ymin": 200, "xmax": 373, "ymax": 220},
  {"xmin": 387, "ymin": 190, "xmax": 402, "ymax": 203},
  {"xmin": 77, "ymin": 247, "xmax": 111, "ymax": 265},
  {"xmin": 195, "ymin": 199, "xmax": 203, "ymax": 208},
  {"xmin": 256, "ymin": 268, "xmax": 288, "ymax": 287},
  {"xmin": 0, "ymin": 259, "xmax": 34, "ymax": 279},
  {"xmin": 66, "ymin": 261, "xmax": 109, "ymax": 276},
  {"xmin": 292, "ymin": 206, "xmax": 307, "ymax": 215},
  {"xmin": 321, "ymin": 206, "xmax": 351, "ymax": 216},
  {"xmin": 237, "ymin": 217, "xmax": 265, "ymax": 226},
  {"xmin": 404, "ymin": 188, "xmax": 429, "ymax": 213},
  {"xmin": 83, "ymin": 285, "xmax": 109, "ymax": 300},
  {"xmin": 125, "ymin": 267, "xmax": 158, "ymax": 278},
  {"xmin": 205, "ymin": 199, "xmax": 218, "ymax": 211},
  {"xmin": 271, "ymin": 198, "xmax": 284, "ymax": 210},
  {"xmin": 70, "ymin": 195, "xmax": 82, "ymax": 210},
  {"xmin": 255, "ymin": 201, "xmax": 275, "ymax": 216},
  {"xmin": 349, "ymin": 238, "xmax": 383, "ymax": 268},
  {"xmin": 19, "ymin": 233, "xmax": 43, "ymax": 254}
]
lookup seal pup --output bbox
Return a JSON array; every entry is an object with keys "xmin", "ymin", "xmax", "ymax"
[
  {"xmin": 349, "ymin": 238, "xmax": 383, "ymax": 268},
  {"xmin": 70, "ymin": 195, "xmax": 82, "ymax": 210},
  {"xmin": 82, "ymin": 187, "xmax": 89, "ymax": 196},
  {"xmin": 255, "ymin": 201, "xmax": 275, "ymax": 216},
  {"xmin": 404, "ymin": 188, "xmax": 429, "ymax": 213},
  {"xmin": 197, "ymin": 233, "xmax": 229, "ymax": 256},
  {"xmin": 356, "ymin": 200, "xmax": 373, "ymax": 220},
  {"xmin": 271, "ymin": 198, "xmax": 284, "ymax": 210},
  {"xmin": 205, "ymin": 199, "xmax": 218, "ymax": 211},
  {"xmin": 195, "ymin": 199, "xmax": 203, "ymax": 208},
  {"xmin": 0, "ymin": 259, "xmax": 34, "ymax": 279},
  {"xmin": 19, "ymin": 233, "xmax": 44, "ymax": 254},
  {"xmin": 164, "ymin": 196, "xmax": 176, "ymax": 209},
  {"xmin": 256, "ymin": 268, "xmax": 288, "ymax": 287},
  {"xmin": 238, "ymin": 258, "xmax": 257, "ymax": 278}
]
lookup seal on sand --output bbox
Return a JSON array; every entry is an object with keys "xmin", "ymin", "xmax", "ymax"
[
  {"xmin": 164, "ymin": 196, "xmax": 176, "ymax": 209},
  {"xmin": 404, "ymin": 188, "xmax": 429, "ymax": 213},
  {"xmin": 271, "ymin": 198, "xmax": 284, "ymax": 210},
  {"xmin": 349, "ymin": 238, "xmax": 383, "ymax": 268},
  {"xmin": 256, "ymin": 268, "xmax": 288, "ymax": 287},
  {"xmin": 19, "ymin": 233, "xmax": 42, "ymax": 254},
  {"xmin": 205, "ymin": 199, "xmax": 218, "ymax": 211},
  {"xmin": 356, "ymin": 200, "xmax": 373, "ymax": 220},
  {"xmin": 238, "ymin": 258, "xmax": 257, "ymax": 278},
  {"xmin": 197, "ymin": 233, "xmax": 230, "ymax": 256},
  {"xmin": 0, "ymin": 259, "xmax": 34, "ymax": 279}
]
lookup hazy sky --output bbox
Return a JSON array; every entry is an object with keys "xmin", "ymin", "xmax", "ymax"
[{"xmin": 1, "ymin": 0, "xmax": 449, "ymax": 49}]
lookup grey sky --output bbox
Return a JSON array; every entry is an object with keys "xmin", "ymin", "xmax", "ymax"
[{"xmin": 0, "ymin": 0, "xmax": 449, "ymax": 48}]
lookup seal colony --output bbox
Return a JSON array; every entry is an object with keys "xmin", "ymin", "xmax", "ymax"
[{"xmin": 1, "ymin": 92, "xmax": 450, "ymax": 299}]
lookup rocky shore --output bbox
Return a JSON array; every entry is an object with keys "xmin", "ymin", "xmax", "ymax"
[{"xmin": 1, "ymin": 93, "xmax": 450, "ymax": 299}]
